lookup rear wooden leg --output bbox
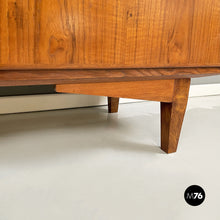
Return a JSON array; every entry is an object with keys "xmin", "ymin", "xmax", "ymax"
[
  {"xmin": 161, "ymin": 79, "xmax": 191, "ymax": 153},
  {"xmin": 108, "ymin": 97, "xmax": 119, "ymax": 113}
]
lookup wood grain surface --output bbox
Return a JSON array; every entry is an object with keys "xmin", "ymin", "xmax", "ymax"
[
  {"xmin": 0, "ymin": 67, "xmax": 219, "ymax": 86},
  {"xmin": 1, "ymin": 0, "xmax": 220, "ymax": 70},
  {"xmin": 161, "ymin": 79, "xmax": 191, "ymax": 153},
  {"xmin": 56, "ymin": 80, "xmax": 175, "ymax": 102},
  {"xmin": 108, "ymin": 97, "xmax": 119, "ymax": 113}
]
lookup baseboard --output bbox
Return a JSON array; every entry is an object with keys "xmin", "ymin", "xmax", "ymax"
[
  {"xmin": 189, "ymin": 83, "xmax": 220, "ymax": 97},
  {"xmin": 0, "ymin": 94, "xmax": 141, "ymax": 114},
  {"xmin": 0, "ymin": 84, "xmax": 219, "ymax": 114}
]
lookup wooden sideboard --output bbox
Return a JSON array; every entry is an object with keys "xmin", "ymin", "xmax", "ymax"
[{"xmin": 0, "ymin": 0, "xmax": 220, "ymax": 153}]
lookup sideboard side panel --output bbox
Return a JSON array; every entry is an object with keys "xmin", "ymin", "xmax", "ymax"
[{"xmin": 0, "ymin": 0, "xmax": 220, "ymax": 69}]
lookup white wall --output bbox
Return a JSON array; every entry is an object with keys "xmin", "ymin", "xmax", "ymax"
[{"xmin": 192, "ymin": 75, "xmax": 220, "ymax": 85}]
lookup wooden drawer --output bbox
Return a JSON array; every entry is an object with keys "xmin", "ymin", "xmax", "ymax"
[{"xmin": 0, "ymin": 0, "xmax": 220, "ymax": 70}]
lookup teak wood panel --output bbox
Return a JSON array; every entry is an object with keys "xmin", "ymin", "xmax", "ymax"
[
  {"xmin": 56, "ymin": 80, "xmax": 175, "ymax": 102},
  {"xmin": 0, "ymin": 67, "xmax": 220, "ymax": 86},
  {"xmin": 0, "ymin": 0, "xmax": 220, "ymax": 70}
]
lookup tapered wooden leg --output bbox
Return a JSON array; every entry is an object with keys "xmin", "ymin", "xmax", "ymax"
[
  {"xmin": 56, "ymin": 79, "xmax": 190, "ymax": 154},
  {"xmin": 161, "ymin": 79, "xmax": 191, "ymax": 153},
  {"xmin": 108, "ymin": 97, "xmax": 119, "ymax": 113}
]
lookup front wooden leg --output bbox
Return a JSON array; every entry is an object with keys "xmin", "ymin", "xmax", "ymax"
[
  {"xmin": 108, "ymin": 97, "xmax": 119, "ymax": 113},
  {"xmin": 161, "ymin": 79, "xmax": 191, "ymax": 153}
]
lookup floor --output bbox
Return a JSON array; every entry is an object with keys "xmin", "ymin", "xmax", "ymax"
[{"xmin": 0, "ymin": 96, "xmax": 220, "ymax": 220}]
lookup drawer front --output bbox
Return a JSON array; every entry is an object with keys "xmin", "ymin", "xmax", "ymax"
[{"xmin": 0, "ymin": 0, "xmax": 220, "ymax": 69}]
